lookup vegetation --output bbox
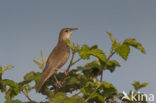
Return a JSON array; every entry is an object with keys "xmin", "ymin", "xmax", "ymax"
[{"xmin": 0, "ymin": 32, "xmax": 148, "ymax": 103}]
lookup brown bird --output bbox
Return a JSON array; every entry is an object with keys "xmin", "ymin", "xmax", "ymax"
[{"xmin": 36, "ymin": 28, "xmax": 78, "ymax": 92}]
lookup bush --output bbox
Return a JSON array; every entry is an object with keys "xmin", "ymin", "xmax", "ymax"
[{"xmin": 0, "ymin": 32, "xmax": 148, "ymax": 103}]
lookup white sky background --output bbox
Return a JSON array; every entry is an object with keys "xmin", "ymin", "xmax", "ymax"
[{"xmin": 0, "ymin": 0, "xmax": 156, "ymax": 102}]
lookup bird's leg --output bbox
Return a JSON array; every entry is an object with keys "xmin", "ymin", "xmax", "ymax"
[
  {"xmin": 54, "ymin": 75, "xmax": 62, "ymax": 88},
  {"xmin": 56, "ymin": 68, "xmax": 68, "ymax": 76}
]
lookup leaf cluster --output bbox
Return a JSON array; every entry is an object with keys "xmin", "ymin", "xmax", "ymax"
[{"xmin": 0, "ymin": 32, "xmax": 147, "ymax": 103}]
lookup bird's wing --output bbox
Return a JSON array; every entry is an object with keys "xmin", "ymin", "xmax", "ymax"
[{"xmin": 36, "ymin": 45, "xmax": 69, "ymax": 92}]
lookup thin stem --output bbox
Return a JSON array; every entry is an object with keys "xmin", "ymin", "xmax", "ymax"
[
  {"xmin": 22, "ymin": 91, "xmax": 32, "ymax": 102},
  {"xmin": 86, "ymin": 51, "xmax": 116, "ymax": 102},
  {"xmin": 100, "ymin": 70, "xmax": 103, "ymax": 81},
  {"xmin": 71, "ymin": 58, "xmax": 81, "ymax": 66},
  {"xmin": 66, "ymin": 53, "xmax": 75, "ymax": 73},
  {"xmin": 85, "ymin": 85, "xmax": 101, "ymax": 102},
  {"xmin": 54, "ymin": 75, "xmax": 62, "ymax": 88},
  {"xmin": 55, "ymin": 53, "xmax": 81, "ymax": 91},
  {"xmin": 73, "ymin": 90, "xmax": 81, "ymax": 97},
  {"xmin": 66, "ymin": 53, "xmax": 81, "ymax": 73},
  {"xmin": 98, "ymin": 50, "xmax": 115, "ymax": 80},
  {"xmin": 107, "ymin": 50, "xmax": 115, "ymax": 60},
  {"xmin": 57, "ymin": 53, "xmax": 81, "ymax": 90}
]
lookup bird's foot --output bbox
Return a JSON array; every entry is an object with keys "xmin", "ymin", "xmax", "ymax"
[
  {"xmin": 56, "ymin": 80, "xmax": 62, "ymax": 88},
  {"xmin": 64, "ymin": 70, "xmax": 69, "ymax": 76},
  {"xmin": 56, "ymin": 69, "xmax": 68, "ymax": 76},
  {"xmin": 54, "ymin": 75, "xmax": 62, "ymax": 88}
]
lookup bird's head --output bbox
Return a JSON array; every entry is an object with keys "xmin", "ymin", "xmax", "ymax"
[{"xmin": 59, "ymin": 28, "xmax": 78, "ymax": 41}]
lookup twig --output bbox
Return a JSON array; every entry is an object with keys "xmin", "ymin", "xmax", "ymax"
[
  {"xmin": 66, "ymin": 54, "xmax": 81, "ymax": 73},
  {"xmin": 73, "ymin": 90, "xmax": 81, "ymax": 97},
  {"xmin": 71, "ymin": 58, "xmax": 81, "ymax": 66},
  {"xmin": 107, "ymin": 50, "xmax": 115, "ymax": 60},
  {"xmin": 66, "ymin": 53, "xmax": 75, "ymax": 73},
  {"xmin": 97, "ymin": 50, "xmax": 115, "ymax": 80},
  {"xmin": 86, "ymin": 51, "xmax": 116, "ymax": 102},
  {"xmin": 54, "ymin": 75, "xmax": 62, "ymax": 88},
  {"xmin": 57, "ymin": 54, "xmax": 81, "ymax": 91},
  {"xmin": 85, "ymin": 85, "xmax": 101, "ymax": 102},
  {"xmin": 100, "ymin": 70, "xmax": 103, "ymax": 81},
  {"xmin": 22, "ymin": 91, "xmax": 32, "ymax": 102}
]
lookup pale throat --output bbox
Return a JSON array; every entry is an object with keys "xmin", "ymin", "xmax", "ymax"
[{"xmin": 63, "ymin": 33, "xmax": 72, "ymax": 40}]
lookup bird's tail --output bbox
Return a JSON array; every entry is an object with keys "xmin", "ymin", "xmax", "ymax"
[{"xmin": 36, "ymin": 68, "xmax": 55, "ymax": 92}]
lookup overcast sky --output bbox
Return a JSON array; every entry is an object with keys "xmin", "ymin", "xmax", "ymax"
[{"xmin": 0, "ymin": 0, "xmax": 156, "ymax": 102}]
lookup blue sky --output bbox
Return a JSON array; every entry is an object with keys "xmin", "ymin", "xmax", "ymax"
[{"xmin": 0, "ymin": 0, "xmax": 156, "ymax": 102}]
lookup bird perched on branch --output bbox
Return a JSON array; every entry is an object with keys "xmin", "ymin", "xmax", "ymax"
[{"xmin": 36, "ymin": 28, "xmax": 78, "ymax": 92}]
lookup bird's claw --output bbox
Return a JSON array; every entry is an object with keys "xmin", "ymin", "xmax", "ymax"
[
  {"xmin": 56, "ymin": 81, "xmax": 62, "ymax": 88},
  {"xmin": 64, "ymin": 70, "xmax": 69, "ymax": 76}
]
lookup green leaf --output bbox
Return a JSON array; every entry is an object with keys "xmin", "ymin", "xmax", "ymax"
[
  {"xmin": 111, "ymin": 42, "xmax": 121, "ymax": 50},
  {"xmin": 78, "ymin": 61, "xmax": 101, "ymax": 78},
  {"xmin": 113, "ymin": 44, "xmax": 130, "ymax": 60},
  {"xmin": 0, "ymin": 65, "xmax": 2, "ymax": 79},
  {"xmin": 64, "ymin": 76, "xmax": 80, "ymax": 86},
  {"xmin": 140, "ymin": 83, "xmax": 148, "ymax": 88},
  {"xmin": 123, "ymin": 38, "xmax": 146, "ymax": 54},
  {"xmin": 49, "ymin": 92, "xmax": 68, "ymax": 103},
  {"xmin": 33, "ymin": 59, "xmax": 43, "ymax": 70},
  {"xmin": 67, "ymin": 95, "xmax": 85, "ymax": 103},
  {"xmin": 5, "ymin": 99, "xmax": 22, "ymax": 103},
  {"xmin": 33, "ymin": 72, "xmax": 42, "ymax": 88},
  {"xmin": 66, "ymin": 39, "xmax": 71, "ymax": 47},
  {"xmin": 3, "ymin": 79, "xmax": 19, "ymax": 88},
  {"xmin": 0, "ymin": 80, "xmax": 6, "ymax": 92},
  {"xmin": 71, "ymin": 43, "xmax": 79, "ymax": 53},
  {"xmin": 23, "ymin": 72, "xmax": 41, "ymax": 88},
  {"xmin": 132, "ymin": 81, "xmax": 148, "ymax": 91},
  {"xmin": 66, "ymin": 39, "xmax": 79, "ymax": 53},
  {"xmin": 90, "ymin": 49, "xmax": 107, "ymax": 62},
  {"xmin": 24, "ymin": 72, "xmax": 36, "ymax": 80},
  {"xmin": 41, "ymin": 50, "xmax": 44, "ymax": 64},
  {"xmin": 50, "ymin": 93, "xmax": 85, "ymax": 103},
  {"xmin": 100, "ymin": 81, "xmax": 117, "ymax": 97},
  {"xmin": 33, "ymin": 51, "xmax": 47, "ymax": 70},
  {"xmin": 81, "ymin": 81, "xmax": 116, "ymax": 102},
  {"xmin": 78, "ymin": 45, "xmax": 90, "ymax": 59},
  {"xmin": 107, "ymin": 32, "xmax": 115, "ymax": 43},
  {"xmin": 132, "ymin": 81, "xmax": 141, "ymax": 91},
  {"xmin": 78, "ymin": 44, "xmax": 107, "ymax": 62},
  {"xmin": 91, "ymin": 93, "xmax": 105, "ymax": 103},
  {"xmin": 90, "ymin": 45, "xmax": 98, "ymax": 49},
  {"xmin": 107, "ymin": 32, "xmax": 119, "ymax": 44},
  {"xmin": 0, "ymin": 65, "xmax": 14, "ymax": 74},
  {"xmin": 0, "ymin": 65, "xmax": 2, "ymax": 72},
  {"xmin": 3, "ymin": 79, "xmax": 22, "ymax": 99},
  {"xmin": 80, "ymin": 81, "xmax": 96, "ymax": 96},
  {"xmin": 107, "ymin": 60, "xmax": 120, "ymax": 72}
]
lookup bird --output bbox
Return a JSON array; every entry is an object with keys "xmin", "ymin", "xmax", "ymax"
[{"xmin": 36, "ymin": 28, "xmax": 78, "ymax": 92}]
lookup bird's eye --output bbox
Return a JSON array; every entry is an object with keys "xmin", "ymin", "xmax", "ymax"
[{"xmin": 65, "ymin": 30, "xmax": 69, "ymax": 32}]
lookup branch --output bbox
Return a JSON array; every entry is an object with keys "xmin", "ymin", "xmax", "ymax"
[
  {"xmin": 85, "ymin": 85, "xmax": 101, "ymax": 102},
  {"xmin": 54, "ymin": 53, "xmax": 82, "ymax": 93},
  {"xmin": 86, "ymin": 50, "xmax": 116, "ymax": 102},
  {"xmin": 97, "ymin": 50, "xmax": 115, "ymax": 79},
  {"xmin": 22, "ymin": 91, "xmax": 33, "ymax": 102},
  {"xmin": 66, "ymin": 53, "xmax": 81, "ymax": 73},
  {"xmin": 66, "ymin": 53, "xmax": 75, "ymax": 73},
  {"xmin": 107, "ymin": 50, "xmax": 115, "ymax": 61},
  {"xmin": 71, "ymin": 58, "xmax": 81, "ymax": 66}
]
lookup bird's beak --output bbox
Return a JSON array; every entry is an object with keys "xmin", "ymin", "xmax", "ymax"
[{"xmin": 71, "ymin": 28, "xmax": 78, "ymax": 31}]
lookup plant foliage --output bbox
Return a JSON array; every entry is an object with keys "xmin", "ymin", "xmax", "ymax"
[{"xmin": 0, "ymin": 32, "xmax": 147, "ymax": 103}]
